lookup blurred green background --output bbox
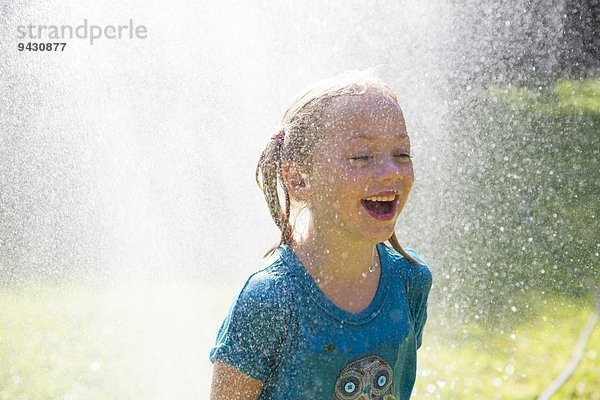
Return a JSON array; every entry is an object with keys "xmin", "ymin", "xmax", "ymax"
[{"xmin": 419, "ymin": 77, "xmax": 599, "ymax": 398}]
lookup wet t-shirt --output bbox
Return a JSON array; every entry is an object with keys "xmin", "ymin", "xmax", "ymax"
[{"xmin": 209, "ymin": 243, "xmax": 432, "ymax": 400}]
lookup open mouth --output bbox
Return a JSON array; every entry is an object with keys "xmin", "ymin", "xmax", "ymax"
[{"xmin": 361, "ymin": 194, "xmax": 399, "ymax": 221}]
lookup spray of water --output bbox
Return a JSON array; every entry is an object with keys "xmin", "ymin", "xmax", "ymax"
[{"xmin": 1, "ymin": 0, "xmax": 597, "ymax": 398}]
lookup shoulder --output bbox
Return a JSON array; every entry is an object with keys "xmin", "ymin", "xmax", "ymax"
[
  {"xmin": 210, "ymin": 253, "xmax": 297, "ymax": 381},
  {"xmin": 233, "ymin": 255, "xmax": 296, "ymax": 315},
  {"xmin": 382, "ymin": 244, "xmax": 432, "ymax": 290}
]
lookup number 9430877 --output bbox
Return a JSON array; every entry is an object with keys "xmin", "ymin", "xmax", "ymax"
[{"xmin": 18, "ymin": 42, "xmax": 66, "ymax": 51}]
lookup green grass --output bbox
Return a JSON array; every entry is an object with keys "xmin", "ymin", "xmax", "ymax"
[
  {"xmin": 0, "ymin": 282, "xmax": 231, "ymax": 399},
  {"xmin": 0, "ymin": 282, "xmax": 598, "ymax": 399},
  {"xmin": 0, "ymin": 283, "xmax": 146, "ymax": 400},
  {"xmin": 486, "ymin": 78, "xmax": 600, "ymax": 115},
  {"xmin": 415, "ymin": 293, "xmax": 600, "ymax": 399},
  {"xmin": 412, "ymin": 76, "xmax": 600, "ymax": 399}
]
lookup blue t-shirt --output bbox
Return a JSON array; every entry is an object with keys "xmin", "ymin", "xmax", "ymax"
[{"xmin": 209, "ymin": 243, "xmax": 432, "ymax": 400}]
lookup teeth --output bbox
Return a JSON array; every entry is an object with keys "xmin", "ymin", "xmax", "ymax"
[{"xmin": 365, "ymin": 195, "xmax": 396, "ymax": 202}]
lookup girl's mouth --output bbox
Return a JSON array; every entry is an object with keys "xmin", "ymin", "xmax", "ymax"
[{"xmin": 361, "ymin": 194, "xmax": 399, "ymax": 221}]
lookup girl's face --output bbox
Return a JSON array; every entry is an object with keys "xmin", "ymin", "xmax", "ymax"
[{"xmin": 305, "ymin": 89, "xmax": 414, "ymax": 245}]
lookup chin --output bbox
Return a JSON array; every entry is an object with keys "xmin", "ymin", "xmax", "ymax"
[
  {"xmin": 340, "ymin": 213, "xmax": 399, "ymax": 244},
  {"xmin": 358, "ymin": 226, "xmax": 396, "ymax": 245}
]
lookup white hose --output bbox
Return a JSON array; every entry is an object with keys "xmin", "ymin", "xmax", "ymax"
[{"xmin": 536, "ymin": 310, "xmax": 599, "ymax": 400}]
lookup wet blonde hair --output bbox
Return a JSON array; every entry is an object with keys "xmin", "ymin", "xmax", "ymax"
[{"xmin": 255, "ymin": 69, "xmax": 421, "ymax": 264}]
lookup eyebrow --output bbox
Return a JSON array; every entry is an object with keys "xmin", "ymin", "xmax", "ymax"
[{"xmin": 347, "ymin": 133, "xmax": 410, "ymax": 142}]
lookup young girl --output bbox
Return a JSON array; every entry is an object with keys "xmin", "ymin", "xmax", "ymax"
[{"xmin": 209, "ymin": 70, "xmax": 432, "ymax": 400}]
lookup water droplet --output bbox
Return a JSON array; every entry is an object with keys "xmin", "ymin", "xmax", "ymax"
[{"xmin": 90, "ymin": 360, "xmax": 102, "ymax": 372}]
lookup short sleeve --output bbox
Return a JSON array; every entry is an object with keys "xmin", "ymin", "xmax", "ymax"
[
  {"xmin": 209, "ymin": 272, "xmax": 292, "ymax": 381},
  {"xmin": 405, "ymin": 249, "xmax": 433, "ymax": 349}
]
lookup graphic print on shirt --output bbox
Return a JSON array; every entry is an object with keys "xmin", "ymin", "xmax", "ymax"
[{"xmin": 333, "ymin": 355, "xmax": 396, "ymax": 400}]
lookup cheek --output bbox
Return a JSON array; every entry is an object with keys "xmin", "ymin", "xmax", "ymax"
[
  {"xmin": 408, "ymin": 168, "xmax": 415, "ymax": 182},
  {"xmin": 335, "ymin": 164, "xmax": 368, "ymax": 183},
  {"xmin": 309, "ymin": 172, "xmax": 339, "ymax": 205},
  {"xmin": 330, "ymin": 170, "xmax": 367, "ymax": 202},
  {"xmin": 314, "ymin": 163, "xmax": 356, "ymax": 190},
  {"xmin": 400, "ymin": 163, "xmax": 415, "ymax": 184},
  {"xmin": 311, "ymin": 170, "xmax": 364, "ymax": 212}
]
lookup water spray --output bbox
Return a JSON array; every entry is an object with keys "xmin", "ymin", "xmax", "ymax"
[{"xmin": 519, "ymin": 186, "xmax": 600, "ymax": 399}]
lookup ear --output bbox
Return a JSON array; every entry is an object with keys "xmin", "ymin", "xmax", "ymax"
[{"xmin": 281, "ymin": 162, "xmax": 310, "ymax": 200}]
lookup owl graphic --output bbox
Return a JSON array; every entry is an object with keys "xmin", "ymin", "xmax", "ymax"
[{"xmin": 332, "ymin": 355, "xmax": 396, "ymax": 400}]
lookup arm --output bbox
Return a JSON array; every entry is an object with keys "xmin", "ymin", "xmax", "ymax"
[
  {"xmin": 210, "ymin": 360, "xmax": 264, "ymax": 400},
  {"xmin": 209, "ymin": 272, "xmax": 293, "ymax": 397}
]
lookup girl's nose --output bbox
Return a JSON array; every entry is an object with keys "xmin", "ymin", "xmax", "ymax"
[{"xmin": 376, "ymin": 156, "xmax": 406, "ymax": 182}]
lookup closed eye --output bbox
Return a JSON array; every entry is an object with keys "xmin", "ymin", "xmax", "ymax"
[
  {"xmin": 349, "ymin": 155, "xmax": 372, "ymax": 161},
  {"xmin": 394, "ymin": 154, "xmax": 412, "ymax": 159}
]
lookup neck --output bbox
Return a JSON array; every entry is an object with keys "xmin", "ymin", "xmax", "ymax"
[{"xmin": 290, "ymin": 214, "xmax": 381, "ymax": 283}]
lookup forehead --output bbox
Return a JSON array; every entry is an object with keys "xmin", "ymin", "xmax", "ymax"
[{"xmin": 322, "ymin": 89, "xmax": 408, "ymax": 141}]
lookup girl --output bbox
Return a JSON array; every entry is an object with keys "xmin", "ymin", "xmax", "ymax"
[{"xmin": 209, "ymin": 70, "xmax": 432, "ymax": 400}]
